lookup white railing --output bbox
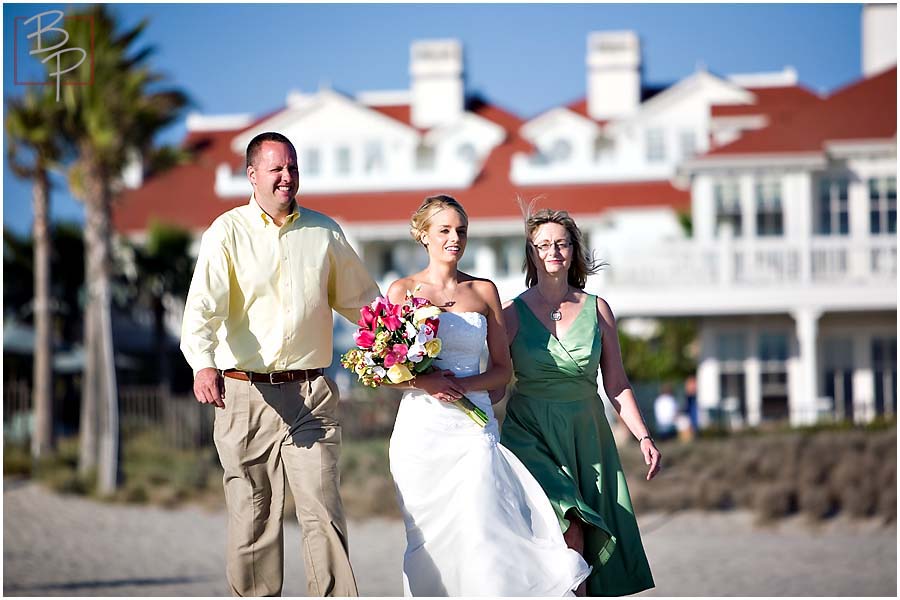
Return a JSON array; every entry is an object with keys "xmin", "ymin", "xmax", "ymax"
[{"xmin": 604, "ymin": 236, "xmax": 896, "ymax": 288}]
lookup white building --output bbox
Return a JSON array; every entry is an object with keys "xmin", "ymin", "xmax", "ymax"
[{"xmin": 115, "ymin": 6, "xmax": 896, "ymax": 427}]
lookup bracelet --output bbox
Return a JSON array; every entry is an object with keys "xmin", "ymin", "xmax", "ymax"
[{"xmin": 638, "ymin": 435, "xmax": 653, "ymax": 444}]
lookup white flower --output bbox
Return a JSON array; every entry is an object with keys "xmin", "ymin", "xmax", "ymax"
[
  {"xmin": 363, "ymin": 352, "xmax": 375, "ymax": 366},
  {"xmin": 405, "ymin": 321, "xmax": 418, "ymax": 339},
  {"xmin": 416, "ymin": 325, "xmax": 435, "ymax": 343},
  {"xmin": 372, "ymin": 366, "xmax": 386, "ymax": 378},
  {"xmin": 407, "ymin": 342, "xmax": 427, "ymax": 363}
]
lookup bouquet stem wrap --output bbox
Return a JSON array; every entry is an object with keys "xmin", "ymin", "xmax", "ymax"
[{"xmin": 451, "ymin": 394, "xmax": 489, "ymax": 428}]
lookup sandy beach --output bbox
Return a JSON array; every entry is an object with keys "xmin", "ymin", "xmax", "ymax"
[{"xmin": 3, "ymin": 479, "xmax": 895, "ymax": 596}]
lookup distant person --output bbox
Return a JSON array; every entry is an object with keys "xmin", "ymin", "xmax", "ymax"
[
  {"xmin": 181, "ymin": 131, "xmax": 379, "ymax": 596},
  {"xmin": 386, "ymin": 196, "xmax": 590, "ymax": 595},
  {"xmin": 654, "ymin": 384, "xmax": 678, "ymax": 440},
  {"xmin": 498, "ymin": 206, "xmax": 657, "ymax": 596}
]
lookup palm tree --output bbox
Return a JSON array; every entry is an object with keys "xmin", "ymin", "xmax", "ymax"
[
  {"xmin": 52, "ymin": 5, "xmax": 190, "ymax": 494},
  {"xmin": 6, "ymin": 90, "xmax": 68, "ymax": 461},
  {"xmin": 129, "ymin": 222, "xmax": 194, "ymax": 393}
]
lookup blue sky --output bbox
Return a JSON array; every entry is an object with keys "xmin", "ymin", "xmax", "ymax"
[{"xmin": 3, "ymin": 3, "xmax": 863, "ymax": 236}]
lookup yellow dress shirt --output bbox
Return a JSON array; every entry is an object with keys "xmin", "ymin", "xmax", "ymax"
[{"xmin": 180, "ymin": 196, "xmax": 380, "ymax": 375}]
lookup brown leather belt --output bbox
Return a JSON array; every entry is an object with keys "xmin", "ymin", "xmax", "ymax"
[{"xmin": 223, "ymin": 368, "xmax": 323, "ymax": 385}]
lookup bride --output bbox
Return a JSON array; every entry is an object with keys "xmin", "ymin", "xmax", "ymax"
[{"xmin": 386, "ymin": 195, "xmax": 590, "ymax": 596}]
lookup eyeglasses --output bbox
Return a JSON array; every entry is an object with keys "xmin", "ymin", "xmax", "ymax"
[{"xmin": 532, "ymin": 240, "xmax": 572, "ymax": 254}]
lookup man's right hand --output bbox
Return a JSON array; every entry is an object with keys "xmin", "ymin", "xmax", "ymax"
[{"xmin": 194, "ymin": 367, "xmax": 225, "ymax": 408}]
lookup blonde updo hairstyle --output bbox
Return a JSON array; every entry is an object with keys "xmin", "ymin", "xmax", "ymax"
[{"xmin": 409, "ymin": 194, "xmax": 469, "ymax": 247}]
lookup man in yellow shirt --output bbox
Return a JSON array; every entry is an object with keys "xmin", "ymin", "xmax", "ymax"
[{"xmin": 181, "ymin": 131, "xmax": 379, "ymax": 597}]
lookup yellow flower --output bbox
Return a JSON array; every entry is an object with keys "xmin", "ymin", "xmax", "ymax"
[
  {"xmin": 424, "ymin": 338, "xmax": 442, "ymax": 358},
  {"xmin": 387, "ymin": 363, "xmax": 414, "ymax": 384},
  {"xmin": 413, "ymin": 305, "xmax": 442, "ymax": 324}
]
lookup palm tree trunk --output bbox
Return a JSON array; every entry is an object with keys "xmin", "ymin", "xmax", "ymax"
[
  {"xmin": 79, "ymin": 158, "xmax": 120, "ymax": 493},
  {"xmin": 78, "ymin": 288, "xmax": 99, "ymax": 476},
  {"xmin": 31, "ymin": 171, "xmax": 55, "ymax": 459}
]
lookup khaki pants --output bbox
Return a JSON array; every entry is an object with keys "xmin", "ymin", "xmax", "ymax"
[{"xmin": 214, "ymin": 374, "xmax": 358, "ymax": 597}]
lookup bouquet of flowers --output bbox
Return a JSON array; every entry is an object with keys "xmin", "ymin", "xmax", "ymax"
[{"xmin": 341, "ymin": 290, "xmax": 489, "ymax": 428}]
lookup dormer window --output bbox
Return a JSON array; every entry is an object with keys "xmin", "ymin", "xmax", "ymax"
[
  {"xmin": 457, "ymin": 143, "xmax": 476, "ymax": 163},
  {"xmin": 364, "ymin": 141, "xmax": 384, "ymax": 174},
  {"xmin": 415, "ymin": 143, "xmax": 435, "ymax": 171},
  {"xmin": 549, "ymin": 139, "xmax": 572, "ymax": 161},
  {"xmin": 593, "ymin": 135, "xmax": 614, "ymax": 162},
  {"xmin": 645, "ymin": 128, "xmax": 665, "ymax": 162},
  {"xmin": 303, "ymin": 149, "xmax": 320, "ymax": 176},
  {"xmin": 679, "ymin": 130, "xmax": 696, "ymax": 159},
  {"xmin": 336, "ymin": 146, "xmax": 351, "ymax": 175}
]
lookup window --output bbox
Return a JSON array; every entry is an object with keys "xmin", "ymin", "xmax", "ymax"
[
  {"xmin": 714, "ymin": 179, "xmax": 742, "ymax": 237},
  {"xmin": 679, "ymin": 130, "xmax": 696, "ymax": 158},
  {"xmin": 824, "ymin": 337, "xmax": 854, "ymax": 421},
  {"xmin": 303, "ymin": 149, "xmax": 320, "ymax": 176},
  {"xmin": 716, "ymin": 333, "xmax": 747, "ymax": 427},
  {"xmin": 758, "ymin": 332, "xmax": 789, "ymax": 421},
  {"xmin": 335, "ymin": 146, "xmax": 351, "ymax": 174},
  {"xmin": 457, "ymin": 142, "xmax": 477, "ymax": 163},
  {"xmin": 872, "ymin": 336, "xmax": 897, "ymax": 417},
  {"xmin": 869, "ymin": 176, "xmax": 897, "ymax": 234},
  {"xmin": 593, "ymin": 135, "xmax": 614, "ymax": 162},
  {"xmin": 817, "ymin": 178, "xmax": 849, "ymax": 235},
  {"xmin": 415, "ymin": 143, "xmax": 435, "ymax": 171},
  {"xmin": 645, "ymin": 128, "xmax": 665, "ymax": 162},
  {"xmin": 755, "ymin": 180, "xmax": 783, "ymax": 236},
  {"xmin": 363, "ymin": 141, "xmax": 384, "ymax": 174},
  {"xmin": 549, "ymin": 139, "xmax": 572, "ymax": 161}
]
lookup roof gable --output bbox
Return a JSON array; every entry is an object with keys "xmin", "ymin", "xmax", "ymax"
[{"xmin": 705, "ymin": 66, "xmax": 897, "ymax": 156}]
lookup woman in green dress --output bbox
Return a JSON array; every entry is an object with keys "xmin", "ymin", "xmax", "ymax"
[{"xmin": 497, "ymin": 207, "xmax": 661, "ymax": 596}]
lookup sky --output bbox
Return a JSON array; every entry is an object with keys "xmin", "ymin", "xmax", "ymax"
[{"xmin": 3, "ymin": 2, "xmax": 864, "ymax": 237}]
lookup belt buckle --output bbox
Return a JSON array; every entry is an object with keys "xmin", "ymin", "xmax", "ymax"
[{"xmin": 268, "ymin": 372, "xmax": 284, "ymax": 385}]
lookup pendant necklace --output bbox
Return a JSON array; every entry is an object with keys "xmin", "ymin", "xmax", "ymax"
[
  {"xmin": 438, "ymin": 285, "xmax": 456, "ymax": 308},
  {"xmin": 536, "ymin": 288, "xmax": 565, "ymax": 321}
]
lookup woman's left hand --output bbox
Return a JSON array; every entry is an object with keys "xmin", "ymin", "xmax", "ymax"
[{"xmin": 641, "ymin": 438, "xmax": 661, "ymax": 481}]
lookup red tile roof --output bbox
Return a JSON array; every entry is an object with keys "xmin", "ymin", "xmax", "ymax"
[
  {"xmin": 113, "ymin": 99, "xmax": 689, "ymax": 234},
  {"xmin": 705, "ymin": 67, "xmax": 897, "ymax": 156},
  {"xmin": 710, "ymin": 85, "xmax": 820, "ymax": 119}
]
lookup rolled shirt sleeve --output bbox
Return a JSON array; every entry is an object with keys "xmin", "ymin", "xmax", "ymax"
[
  {"xmin": 328, "ymin": 227, "xmax": 381, "ymax": 324},
  {"xmin": 180, "ymin": 225, "xmax": 231, "ymax": 376}
]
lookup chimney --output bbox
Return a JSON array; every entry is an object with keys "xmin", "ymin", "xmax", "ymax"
[
  {"xmin": 410, "ymin": 39, "xmax": 464, "ymax": 128},
  {"xmin": 586, "ymin": 31, "xmax": 641, "ymax": 120},
  {"xmin": 862, "ymin": 3, "xmax": 897, "ymax": 77}
]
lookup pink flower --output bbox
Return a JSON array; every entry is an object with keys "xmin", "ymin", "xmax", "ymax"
[
  {"xmin": 354, "ymin": 329, "xmax": 375, "ymax": 348},
  {"xmin": 384, "ymin": 351, "xmax": 399, "ymax": 368},
  {"xmin": 392, "ymin": 343, "xmax": 409, "ymax": 357},
  {"xmin": 412, "ymin": 296, "xmax": 430, "ymax": 308},
  {"xmin": 357, "ymin": 306, "xmax": 377, "ymax": 330},
  {"xmin": 381, "ymin": 301, "xmax": 403, "ymax": 331},
  {"xmin": 372, "ymin": 296, "xmax": 390, "ymax": 316}
]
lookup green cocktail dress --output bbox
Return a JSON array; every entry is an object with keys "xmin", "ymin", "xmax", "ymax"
[{"xmin": 501, "ymin": 294, "xmax": 654, "ymax": 596}]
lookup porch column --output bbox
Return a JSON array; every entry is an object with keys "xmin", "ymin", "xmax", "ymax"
[
  {"xmin": 852, "ymin": 332, "xmax": 875, "ymax": 423},
  {"xmin": 696, "ymin": 322, "xmax": 719, "ymax": 429},
  {"xmin": 791, "ymin": 307, "xmax": 822, "ymax": 426}
]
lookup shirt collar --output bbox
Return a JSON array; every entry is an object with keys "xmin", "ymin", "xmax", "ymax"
[{"xmin": 248, "ymin": 194, "xmax": 301, "ymax": 228}]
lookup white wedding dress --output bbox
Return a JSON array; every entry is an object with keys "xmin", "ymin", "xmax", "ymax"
[{"xmin": 389, "ymin": 311, "xmax": 591, "ymax": 596}]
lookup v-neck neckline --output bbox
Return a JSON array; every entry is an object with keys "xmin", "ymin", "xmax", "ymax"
[{"xmin": 518, "ymin": 294, "xmax": 592, "ymax": 345}]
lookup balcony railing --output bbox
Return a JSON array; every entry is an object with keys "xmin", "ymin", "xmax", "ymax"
[{"xmin": 603, "ymin": 236, "xmax": 897, "ymax": 289}]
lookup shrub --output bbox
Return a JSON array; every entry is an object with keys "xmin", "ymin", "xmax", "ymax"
[{"xmin": 755, "ymin": 482, "xmax": 797, "ymax": 521}]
